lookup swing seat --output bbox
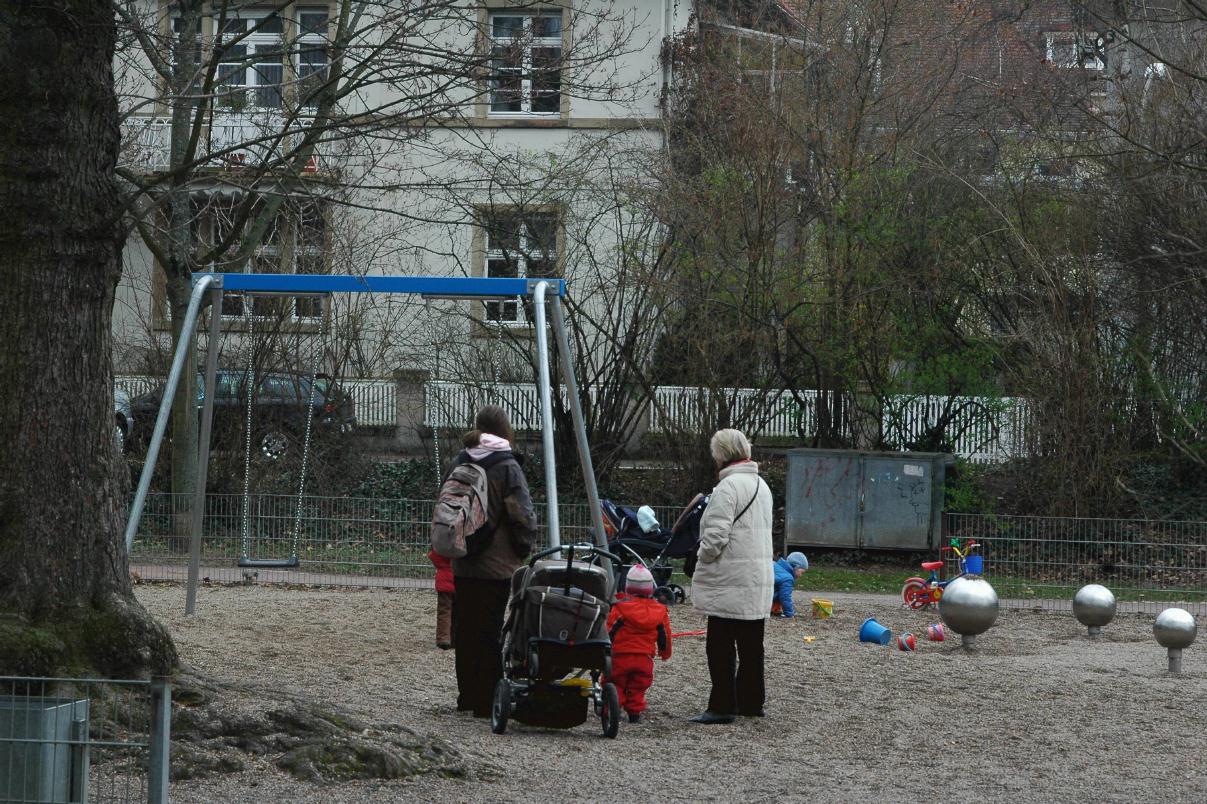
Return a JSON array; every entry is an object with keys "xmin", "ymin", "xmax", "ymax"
[{"xmin": 237, "ymin": 555, "xmax": 300, "ymax": 569}]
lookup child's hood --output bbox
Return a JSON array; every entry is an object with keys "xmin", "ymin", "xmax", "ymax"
[{"xmin": 615, "ymin": 597, "xmax": 667, "ymax": 629}]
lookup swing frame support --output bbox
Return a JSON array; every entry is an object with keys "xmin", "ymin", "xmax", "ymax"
[{"xmin": 123, "ymin": 273, "xmax": 608, "ymax": 615}]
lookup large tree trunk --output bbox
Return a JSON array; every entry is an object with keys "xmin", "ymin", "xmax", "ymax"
[{"xmin": 0, "ymin": 0, "xmax": 177, "ymax": 676}]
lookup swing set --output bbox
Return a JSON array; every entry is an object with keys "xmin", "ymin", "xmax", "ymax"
[{"xmin": 123, "ymin": 273, "xmax": 609, "ymax": 615}]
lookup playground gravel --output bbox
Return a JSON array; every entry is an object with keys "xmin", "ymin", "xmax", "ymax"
[{"xmin": 136, "ymin": 583, "xmax": 1207, "ymax": 803}]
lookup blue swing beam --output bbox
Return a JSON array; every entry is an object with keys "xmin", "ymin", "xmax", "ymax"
[{"xmin": 123, "ymin": 273, "xmax": 603, "ymax": 615}]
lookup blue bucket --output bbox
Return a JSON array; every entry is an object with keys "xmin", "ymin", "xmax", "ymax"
[
  {"xmin": 859, "ymin": 617, "xmax": 892, "ymax": 645},
  {"xmin": 964, "ymin": 555, "xmax": 984, "ymax": 575}
]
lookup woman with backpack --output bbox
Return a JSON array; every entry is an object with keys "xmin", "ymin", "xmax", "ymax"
[
  {"xmin": 446, "ymin": 406, "xmax": 538, "ymax": 718},
  {"xmin": 689, "ymin": 428, "xmax": 774, "ymax": 724}
]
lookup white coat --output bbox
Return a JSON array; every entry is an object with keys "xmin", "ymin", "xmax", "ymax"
[{"xmin": 691, "ymin": 461, "xmax": 774, "ymax": 620}]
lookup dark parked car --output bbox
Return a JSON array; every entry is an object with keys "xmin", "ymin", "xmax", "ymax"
[
  {"xmin": 114, "ymin": 387, "xmax": 134, "ymax": 453},
  {"xmin": 132, "ymin": 370, "xmax": 356, "ymax": 459}
]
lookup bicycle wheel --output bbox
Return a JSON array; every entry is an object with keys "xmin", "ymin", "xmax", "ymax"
[{"xmin": 901, "ymin": 577, "xmax": 930, "ymax": 609}]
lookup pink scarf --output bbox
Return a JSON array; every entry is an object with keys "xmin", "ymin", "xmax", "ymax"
[{"xmin": 468, "ymin": 433, "xmax": 511, "ymax": 461}]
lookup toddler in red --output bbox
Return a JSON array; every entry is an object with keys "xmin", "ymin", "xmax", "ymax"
[
  {"xmin": 606, "ymin": 564, "xmax": 672, "ymax": 723},
  {"xmin": 428, "ymin": 549, "xmax": 455, "ymax": 649}
]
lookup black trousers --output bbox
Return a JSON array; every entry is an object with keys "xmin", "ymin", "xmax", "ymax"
[
  {"xmin": 453, "ymin": 576, "xmax": 511, "ymax": 714},
  {"xmin": 705, "ymin": 615, "xmax": 765, "ymax": 716}
]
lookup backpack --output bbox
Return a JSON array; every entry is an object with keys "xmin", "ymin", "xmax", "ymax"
[{"xmin": 431, "ymin": 461, "xmax": 495, "ymax": 559}]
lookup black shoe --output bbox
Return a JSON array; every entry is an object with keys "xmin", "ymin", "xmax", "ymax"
[
  {"xmin": 437, "ymin": 642, "xmax": 453, "ymax": 650},
  {"xmin": 690, "ymin": 711, "xmax": 736, "ymax": 724},
  {"xmin": 739, "ymin": 709, "xmax": 766, "ymax": 718},
  {"xmin": 628, "ymin": 713, "xmax": 642, "ymax": 724}
]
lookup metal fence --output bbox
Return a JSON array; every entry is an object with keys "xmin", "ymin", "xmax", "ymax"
[
  {"xmin": 946, "ymin": 513, "xmax": 1207, "ymax": 614},
  {"xmin": 127, "ymin": 493, "xmax": 682, "ymax": 586},
  {"xmin": 0, "ymin": 676, "xmax": 170, "ymax": 804},
  {"xmin": 126, "ymin": 494, "xmax": 1207, "ymax": 614}
]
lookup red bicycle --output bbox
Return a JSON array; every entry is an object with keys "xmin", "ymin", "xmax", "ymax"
[{"xmin": 900, "ymin": 540, "xmax": 980, "ymax": 609}]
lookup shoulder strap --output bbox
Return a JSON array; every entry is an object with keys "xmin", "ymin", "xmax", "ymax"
[{"xmin": 733, "ymin": 477, "xmax": 767, "ymax": 523}]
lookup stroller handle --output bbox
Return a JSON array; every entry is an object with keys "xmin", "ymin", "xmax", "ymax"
[{"xmin": 530, "ymin": 543, "xmax": 623, "ymax": 567}]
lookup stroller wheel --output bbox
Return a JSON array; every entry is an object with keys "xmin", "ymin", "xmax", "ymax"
[
  {"xmin": 670, "ymin": 584, "xmax": 687, "ymax": 604},
  {"xmin": 600, "ymin": 682, "xmax": 620, "ymax": 739},
  {"xmin": 491, "ymin": 679, "xmax": 511, "ymax": 735},
  {"xmin": 653, "ymin": 586, "xmax": 675, "ymax": 606}
]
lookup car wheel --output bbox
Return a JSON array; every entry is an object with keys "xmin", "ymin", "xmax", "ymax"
[
  {"xmin": 258, "ymin": 428, "xmax": 291, "ymax": 460},
  {"xmin": 113, "ymin": 420, "xmax": 126, "ymax": 454}
]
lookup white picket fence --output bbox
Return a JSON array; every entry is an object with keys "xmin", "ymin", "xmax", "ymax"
[
  {"xmin": 879, "ymin": 394, "xmax": 1031, "ymax": 463},
  {"xmin": 118, "ymin": 374, "xmax": 1031, "ymax": 462},
  {"xmin": 427, "ymin": 381, "xmax": 1031, "ymax": 463},
  {"xmin": 647, "ymin": 386, "xmax": 852, "ymax": 439},
  {"xmin": 424, "ymin": 380, "xmax": 600, "ymax": 431},
  {"xmin": 340, "ymin": 379, "xmax": 396, "ymax": 427}
]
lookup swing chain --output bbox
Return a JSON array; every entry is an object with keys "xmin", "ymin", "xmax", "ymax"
[
  {"xmin": 427, "ymin": 300, "xmax": 441, "ymax": 489},
  {"xmin": 289, "ymin": 303, "xmax": 326, "ymax": 556},
  {"xmin": 240, "ymin": 295, "xmax": 255, "ymax": 560}
]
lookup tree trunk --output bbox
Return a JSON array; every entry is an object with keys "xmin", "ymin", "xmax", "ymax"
[
  {"xmin": 162, "ymin": 0, "xmax": 203, "ymax": 549},
  {"xmin": 0, "ymin": 0, "xmax": 177, "ymax": 677}
]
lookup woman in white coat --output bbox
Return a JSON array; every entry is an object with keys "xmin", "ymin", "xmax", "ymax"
[{"xmin": 690, "ymin": 429, "xmax": 774, "ymax": 724}]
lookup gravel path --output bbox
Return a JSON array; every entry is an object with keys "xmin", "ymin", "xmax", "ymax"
[{"xmin": 137, "ymin": 583, "xmax": 1207, "ymax": 803}]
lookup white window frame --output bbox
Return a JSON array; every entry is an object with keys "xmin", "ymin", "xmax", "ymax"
[
  {"xmin": 482, "ymin": 211, "xmax": 560, "ymax": 325},
  {"xmin": 295, "ymin": 7, "xmax": 331, "ymax": 111},
  {"xmin": 214, "ymin": 9, "xmax": 288, "ymax": 111},
  {"xmin": 210, "ymin": 6, "xmax": 328, "ymax": 111},
  {"xmin": 1045, "ymin": 32, "xmax": 1105, "ymax": 71},
  {"xmin": 488, "ymin": 10, "xmax": 564, "ymax": 117}
]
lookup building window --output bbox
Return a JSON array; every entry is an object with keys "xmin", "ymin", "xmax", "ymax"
[
  {"xmin": 296, "ymin": 8, "xmax": 331, "ymax": 109},
  {"xmin": 482, "ymin": 210, "xmax": 559, "ymax": 324},
  {"xmin": 1046, "ymin": 32, "xmax": 1105, "ymax": 70},
  {"xmin": 191, "ymin": 195, "xmax": 328, "ymax": 322},
  {"xmin": 488, "ymin": 10, "xmax": 563, "ymax": 115},
  {"xmin": 210, "ymin": 7, "xmax": 330, "ymax": 112}
]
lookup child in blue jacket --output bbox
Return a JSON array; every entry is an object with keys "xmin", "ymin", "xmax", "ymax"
[{"xmin": 771, "ymin": 552, "xmax": 809, "ymax": 617}]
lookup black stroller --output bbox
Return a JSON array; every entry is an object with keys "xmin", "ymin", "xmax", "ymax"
[
  {"xmin": 601, "ymin": 497, "xmax": 706, "ymax": 605},
  {"xmin": 492, "ymin": 543, "xmax": 624, "ymax": 738}
]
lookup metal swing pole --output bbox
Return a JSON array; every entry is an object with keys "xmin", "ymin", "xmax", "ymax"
[
  {"xmin": 185, "ymin": 287, "xmax": 223, "ymax": 615},
  {"xmin": 549, "ymin": 295, "xmax": 607, "ymax": 548},
  {"xmin": 532, "ymin": 281, "xmax": 560, "ymax": 548},
  {"xmin": 125, "ymin": 274, "xmax": 221, "ymax": 553}
]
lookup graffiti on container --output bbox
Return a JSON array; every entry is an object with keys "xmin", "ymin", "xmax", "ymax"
[{"xmin": 896, "ymin": 476, "xmax": 929, "ymax": 526}]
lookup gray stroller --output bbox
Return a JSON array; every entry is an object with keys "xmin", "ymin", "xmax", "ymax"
[{"xmin": 491, "ymin": 543, "xmax": 623, "ymax": 738}]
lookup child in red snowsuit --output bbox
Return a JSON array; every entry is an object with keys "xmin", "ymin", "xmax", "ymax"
[
  {"xmin": 606, "ymin": 565, "xmax": 672, "ymax": 723},
  {"xmin": 428, "ymin": 549, "xmax": 455, "ymax": 649}
]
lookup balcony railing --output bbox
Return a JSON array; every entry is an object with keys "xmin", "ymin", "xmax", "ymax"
[{"xmin": 120, "ymin": 115, "xmax": 321, "ymax": 173}]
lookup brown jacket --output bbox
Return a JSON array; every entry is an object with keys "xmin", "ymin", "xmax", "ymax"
[{"xmin": 449, "ymin": 449, "xmax": 539, "ymax": 580}]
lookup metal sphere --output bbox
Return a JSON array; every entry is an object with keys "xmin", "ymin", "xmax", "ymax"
[
  {"xmin": 938, "ymin": 576, "xmax": 999, "ymax": 638},
  {"xmin": 1154, "ymin": 608, "xmax": 1197, "ymax": 650},
  {"xmin": 1073, "ymin": 584, "xmax": 1117, "ymax": 631}
]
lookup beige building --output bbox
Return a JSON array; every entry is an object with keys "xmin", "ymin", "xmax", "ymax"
[{"xmin": 114, "ymin": 0, "xmax": 690, "ymax": 381}]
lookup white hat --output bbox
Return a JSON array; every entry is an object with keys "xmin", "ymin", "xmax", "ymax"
[
  {"xmin": 625, "ymin": 564, "xmax": 655, "ymax": 596},
  {"xmin": 636, "ymin": 505, "xmax": 660, "ymax": 534}
]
